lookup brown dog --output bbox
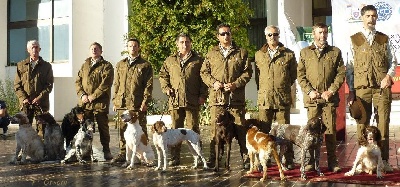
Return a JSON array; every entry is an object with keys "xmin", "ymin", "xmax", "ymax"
[
  {"xmin": 246, "ymin": 125, "xmax": 285, "ymax": 181},
  {"xmin": 213, "ymin": 110, "xmax": 236, "ymax": 172}
]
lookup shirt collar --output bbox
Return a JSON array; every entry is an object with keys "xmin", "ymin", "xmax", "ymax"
[
  {"xmin": 128, "ymin": 54, "xmax": 139, "ymax": 65},
  {"xmin": 362, "ymin": 27, "xmax": 376, "ymax": 37},
  {"xmin": 91, "ymin": 57, "xmax": 101, "ymax": 66}
]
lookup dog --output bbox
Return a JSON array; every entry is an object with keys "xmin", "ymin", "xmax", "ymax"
[
  {"xmin": 61, "ymin": 106, "xmax": 86, "ymax": 148},
  {"xmin": 61, "ymin": 119, "xmax": 97, "ymax": 164},
  {"xmin": 120, "ymin": 110, "xmax": 155, "ymax": 169},
  {"xmin": 345, "ymin": 126, "xmax": 384, "ymax": 178},
  {"xmin": 151, "ymin": 121, "xmax": 208, "ymax": 171},
  {"xmin": 246, "ymin": 125, "xmax": 285, "ymax": 181},
  {"xmin": 213, "ymin": 110, "xmax": 236, "ymax": 172},
  {"xmin": 10, "ymin": 112, "xmax": 44, "ymax": 164},
  {"xmin": 36, "ymin": 112, "xmax": 65, "ymax": 161},
  {"xmin": 269, "ymin": 116, "xmax": 327, "ymax": 180}
]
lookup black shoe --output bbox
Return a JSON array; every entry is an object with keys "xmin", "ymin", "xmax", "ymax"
[
  {"xmin": 103, "ymin": 151, "xmax": 113, "ymax": 161},
  {"xmin": 110, "ymin": 153, "xmax": 126, "ymax": 163},
  {"xmin": 168, "ymin": 160, "xmax": 180, "ymax": 166}
]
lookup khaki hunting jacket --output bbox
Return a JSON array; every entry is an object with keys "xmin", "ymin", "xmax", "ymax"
[
  {"xmin": 14, "ymin": 57, "xmax": 54, "ymax": 112},
  {"xmin": 159, "ymin": 51, "xmax": 207, "ymax": 110},
  {"xmin": 75, "ymin": 57, "xmax": 114, "ymax": 113},
  {"xmin": 351, "ymin": 32, "xmax": 390, "ymax": 89},
  {"xmin": 200, "ymin": 44, "xmax": 252, "ymax": 106},
  {"xmin": 255, "ymin": 43, "xmax": 297, "ymax": 109},
  {"xmin": 297, "ymin": 43, "xmax": 345, "ymax": 107},
  {"xmin": 112, "ymin": 56, "xmax": 153, "ymax": 111}
]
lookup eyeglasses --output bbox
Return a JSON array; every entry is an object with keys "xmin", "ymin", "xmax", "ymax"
[
  {"xmin": 267, "ymin": 33, "xmax": 279, "ymax": 37},
  {"xmin": 219, "ymin": 32, "xmax": 231, "ymax": 36}
]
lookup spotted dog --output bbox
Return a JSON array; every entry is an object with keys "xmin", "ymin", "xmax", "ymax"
[
  {"xmin": 61, "ymin": 119, "xmax": 97, "ymax": 164},
  {"xmin": 10, "ymin": 112, "xmax": 44, "ymax": 164},
  {"xmin": 120, "ymin": 110, "xmax": 155, "ymax": 169},
  {"xmin": 246, "ymin": 125, "xmax": 285, "ymax": 181},
  {"xmin": 36, "ymin": 113, "xmax": 65, "ymax": 161},
  {"xmin": 151, "ymin": 121, "xmax": 208, "ymax": 171},
  {"xmin": 269, "ymin": 117, "xmax": 327, "ymax": 180},
  {"xmin": 345, "ymin": 126, "xmax": 384, "ymax": 178},
  {"xmin": 61, "ymin": 106, "xmax": 86, "ymax": 148},
  {"xmin": 213, "ymin": 110, "xmax": 236, "ymax": 172}
]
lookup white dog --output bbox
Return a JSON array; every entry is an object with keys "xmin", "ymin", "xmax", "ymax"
[
  {"xmin": 10, "ymin": 112, "xmax": 44, "ymax": 164},
  {"xmin": 120, "ymin": 110, "xmax": 155, "ymax": 169},
  {"xmin": 151, "ymin": 121, "xmax": 208, "ymax": 171},
  {"xmin": 345, "ymin": 126, "xmax": 384, "ymax": 178},
  {"xmin": 61, "ymin": 119, "xmax": 97, "ymax": 164}
]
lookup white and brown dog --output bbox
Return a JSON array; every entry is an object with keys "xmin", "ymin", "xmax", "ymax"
[
  {"xmin": 10, "ymin": 112, "xmax": 44, "ymax": 164},
  {"xmin": 61, "ymin": 119, "xmax": 97, "ymax": 164},
  {"xmin": 151, "ymin": 121, "xmax": 208, "ymax": 171},
  {"xmin": 269, "ymin": 116, "xmax": 327, "ymax": 180},
  {"xmin": 345, "ymin": 126, "xmax": 384, "ymax": 178},
  {"xmin": 246, "ymin": 125, "xmax": 285, "ymax": 181},
  {"xmin": 121, "ymin": 110, "xmax": 155, "ymax": 169},
  {"xmin": 36, "ymin": 112, "xmax": 65, "ymax": 161}
]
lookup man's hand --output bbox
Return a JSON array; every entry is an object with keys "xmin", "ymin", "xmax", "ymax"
[
  {"xmin": 167, "ymin": 89, "xmax": 175, "ymax": 97},
  {"xmin": 112, "ymin": 106, "xmax": 117, "ymax": 112},
  {"xmin": 88, "ymin": 95, "xmax": 95, "ymax": 103},
  {"xmin": 81, "ymin": 95, "xmax": 89, "ymax": 103},
  {"xmin": 381, "ymin": 75, "xmax": 392, "ymax": 89},
  {"xmin": 213, "ymin": 81, "xmax": 224, "ymax": 91},
  {"xmin": 224, "ymin": 83, "xmax": 236, "ymax": 92},
  {"xmin": 321, "ymin": 90, "xmax": 334, "ymax": 101},
  {"xmin": 347, "ymin": 91, "xmax": 355, "ymax": 106},
  {"xmin": 32, "ymin": 97, "xmax": 40, "ymax": 105},
  {"xmin": 309, "ymin": 90, "xmax": 320, "ymax": 99},
  {"xmin": 23, "ymin": 99, "xmax": 30, "ymax": 104}
]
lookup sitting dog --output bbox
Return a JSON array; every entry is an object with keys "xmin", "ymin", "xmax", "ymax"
[
  {"xmin": 36, "ymin": 113, "xmax": 65, "ymax": 161},
  {"xmin": 61, "ymin": 106, "xmax": 86, "ymax": 148},
  {"xmin": 269, "ymin": 116, "xmax": 327, "ymax": 180},
  {"xmin": 345, "ymin": 126, "xmax": 384, "ymax": 178},
  {"xmin": 61, "ymin": 119, "xmax": 97, "ymax": 164},
  {"xmin": 152, "ymin": 121, "xmax": 208, "ymax": 171},
  {"xmin": 246, "ymin": 125, "xmax": 285, "ymax": 181},
  {"xmin": 213, "ymin": 110, "xmax": 236, "ymax": 172},
  {"xmin": 10, "ymin": 112, "xmax": 44, "ymax": 164},
  {"xmin": 120, "ymin": 110, "xmax": 155, "ymax": 169}
]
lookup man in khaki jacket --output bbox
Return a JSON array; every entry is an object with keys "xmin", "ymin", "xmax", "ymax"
[
  {"xmin": 298, "ymin": 22, "xmax": 345, "ymax": 173},
  {"xmin": 111, "ymin": 38, "xmax": 153, "ymax": 163},
  {"xmin": 14, "ymin": 40, "xmax": 54, "ymax": 138},
  {"xmin": 75, "ymin": 42, "xmax": 114, "ymax": 160},
  {"xmin": 255, "ymin": 25, "xmax": 297, "ymax": 170},
  {"xmin": 200, "ymin": 23, "xmax": 252, "ymax": 168},
  {"xmin": 159, "ymin": 33, "xmax": 207, "ymax": 166},
  {"xmin": 346, "ymin": 5, "xmax": 397, "ymax": 172}
]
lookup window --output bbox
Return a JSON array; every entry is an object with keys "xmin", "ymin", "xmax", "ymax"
[{"xmin": 8, "ymin": 0, "xmax": 71, "ymax": 65}]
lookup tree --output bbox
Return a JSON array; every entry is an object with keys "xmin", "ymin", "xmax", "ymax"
[{"xmin": 127, "ymin": 0, "xmax": 254, "ymax": 74}]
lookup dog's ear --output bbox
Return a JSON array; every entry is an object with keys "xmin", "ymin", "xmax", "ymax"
[{"xmin": 373, "ymin": 126, "xmax": 382, "ymax": 142}]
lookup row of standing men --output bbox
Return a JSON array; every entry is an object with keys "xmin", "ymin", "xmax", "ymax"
[{"xmin": 12, "ymin": 4, "xmax": 397, "ymax": 172}]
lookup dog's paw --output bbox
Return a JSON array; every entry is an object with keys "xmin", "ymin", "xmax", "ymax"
[
  {"xmin": 91, "ymin": 158, "xmax": 98, "ymax": 162},
  {"xmin": 122, "ymin": 162, "xmax": 128, "ymax": 168},
  {"xmin": 126, "ymin": 165, "xmax": 134, "ymax": 170},
  {"xmin": 78, "ymin": 159, "xmax": 87, "ymax": 164},
  {"xmin": 154, "ymin": 167, "xmax": 161, "ymax": 171},
  {"xmin": 344, "ymin": 171, "xmax": 354, "ymax": 176},
  {"xmin": 60, "ymin": 160, "xmax": 67, "ymax": 164}
]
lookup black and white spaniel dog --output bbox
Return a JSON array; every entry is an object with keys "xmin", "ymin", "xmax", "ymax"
[
  {"xmin": 61, "ymin": 106, "xmax": 86, "ymax": 148},
  {"xmin": 345, "ymin": 126, "xmax": 384, "ymax": 178}
]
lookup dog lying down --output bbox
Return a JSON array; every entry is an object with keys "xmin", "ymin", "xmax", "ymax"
[
  {"xmin": 120, "ymin": 110, "xmax": 155, "ymax": 169},
  {"xmin": 10, "ymin": 112, "xmax": 44, "ymax": 164},
  {"xmin": 61, "ymin": 119, "xmax": 97, "ymax": 164},
  {"xmin": 345, "ymin": 126, "xmax": 384, "ymax": 178},
  {"xmin": 152, "ymin": 121, "xmax": 208, "ymax": 171},
  {"xmin": 246, "ymin": 125, "xmax": 285, "ymax": 181}
]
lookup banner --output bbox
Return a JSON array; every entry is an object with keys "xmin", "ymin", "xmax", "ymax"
[{"xmin": 332, "ymin": 0, "xmax": 400, "ymax": 93}]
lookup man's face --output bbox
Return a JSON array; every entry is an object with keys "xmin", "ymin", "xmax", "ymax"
[
  {"xmin": 176, "ymin": 36, "xmax": 191, "ymax": 55},
  {"xmin": 313, "ymin": 27, "xmax": 328, "ymax": 46},
  {"xmin": 90, "ymin": 44, "xmax": 102, "ymax": 59},
  {"xmin": 127, "ymin": 41, "xmax": 140, "ymax": 57},
  {"xmin": 265, "ymin": 28, "xmax": 280, "ymax": 46},
  {"xmin": 362, "ymin": 10, "xmax": 377, "ymax": 30},
  {"xmin": 27, "ymin": 44, "xmax": 41, "ymax": 58},
  {"xmin": 217, "ymin": 27, "xmax": 232, "ymax": 46}
]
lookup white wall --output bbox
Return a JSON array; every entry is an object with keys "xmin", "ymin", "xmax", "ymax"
[{"xmin": 0, "ymin": 1, "xmax": 8, "ymax": 80}]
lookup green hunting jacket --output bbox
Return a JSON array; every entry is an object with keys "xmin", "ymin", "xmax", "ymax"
[
  {"xmin": 112, "ymin": 56, "xmax": 153, "ymax": 110},
  {"xmin": 200, "ymin": 44, "xmax": 252, "ymax": 106},
  {"xmin": 255, "ymin": 43, "xmax": 297, "ymax": 109},
  {"xmin": 297, "ymin": 43, "xmax": 345, "ymax": 107},
  {"xmin": 159, "ymin": 51, "xmax": 207, "ymax": 110},
  {"xmin": 14, "ymin": 56, "xmax": 54, "ymax": 112},
  {"xmin": 75, "ymin": 56, "xmax": 114, "ymax": 113}
]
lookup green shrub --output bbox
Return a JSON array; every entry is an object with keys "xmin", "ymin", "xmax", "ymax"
[{"xmin": 0, "ymin": 78, "xmax": 19, "ymax": 115}]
